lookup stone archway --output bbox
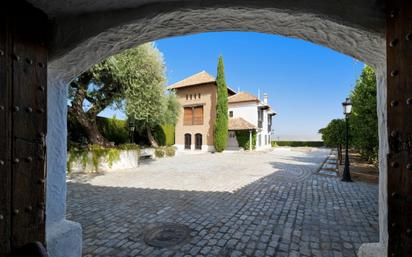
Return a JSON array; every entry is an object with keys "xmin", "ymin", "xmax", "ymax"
[{"xmin": 32, "ymin": 1, "xmax": 388, "ymax": 257}]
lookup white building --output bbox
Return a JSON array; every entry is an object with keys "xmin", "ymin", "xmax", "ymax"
[{"xmin": 227, "ymin": 92, "xmax": 276, "ymax": 150}]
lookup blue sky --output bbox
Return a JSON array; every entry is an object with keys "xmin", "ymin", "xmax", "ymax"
[{"xmin": 100, "ymin": 32, "xmax": 364, "ymax": 140}]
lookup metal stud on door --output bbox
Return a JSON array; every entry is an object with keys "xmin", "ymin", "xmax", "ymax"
[
  {"xmin": 386, "ymin": 1, "xmax": 412, "ymax": 256},
  {"xmin": 0, "ymin": 2, "xmax": 48, "ymax": 255}
]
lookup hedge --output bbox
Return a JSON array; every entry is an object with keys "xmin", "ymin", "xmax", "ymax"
[
  {"xmin": 68, "ymin": 116, "xmax": 129, "ymax": 145},
  {"xmin": 69, "ymin": 115, "xmax": 175, "ymax": 147},
  {"xmin": 153, "ymin": 124, "xmax": 175, "ymax": 146},
  {"xmin": 162, "ymin": 124, "xmax": 175, "ymax": 146},
  {"xmin": 272, "ymin": 141, "xmax": 324, "ymax": 147},
  {"xmin": 97, "ymin": 117, "xmax": 129, "ymax": 144}
]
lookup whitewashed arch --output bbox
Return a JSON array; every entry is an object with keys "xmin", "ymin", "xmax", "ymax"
[{"xmin": 42, "ymin": 2, "xmax": 387, "ymax": 257}]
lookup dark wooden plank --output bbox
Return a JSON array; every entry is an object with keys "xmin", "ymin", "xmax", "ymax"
[
  {"xmin": 0, "ymin": 5, "xmax": 13, "ymax": 256},
  {"xmin": 7, "ymin": 1, "xmax": 48, "ymax": 251},
  {"xmin": 386, "ymin": 1, "xmax": 412, "ymax": 256}
]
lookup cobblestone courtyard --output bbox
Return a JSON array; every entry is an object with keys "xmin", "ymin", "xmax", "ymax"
[{"xmin": 67, "ymin": 148, "xmax": 379, "ymax": 257}]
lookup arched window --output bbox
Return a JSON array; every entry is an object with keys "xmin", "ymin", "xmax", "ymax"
[
  {"xmin": 195, "ymin": 133, "xmax": 202, "ymax": 150},
  {"xmin": 184, "ymin": 134, "xmax": 191, "ymax": 149}
]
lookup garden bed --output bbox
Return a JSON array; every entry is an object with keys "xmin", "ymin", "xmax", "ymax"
[{"xmin": 67, "ymin": 144, "xmax": 140, "ymax": 173}]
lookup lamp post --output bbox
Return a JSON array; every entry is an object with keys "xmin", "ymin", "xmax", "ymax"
[
  {"xmin": 128, "ymin": 119, "xmax": 135, "ymax": 143},
  {"xmin": 341, "ymin": 98, "xmax": 352, "ymax": 182}
]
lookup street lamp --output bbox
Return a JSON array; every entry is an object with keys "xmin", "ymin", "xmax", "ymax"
[{"xmin": 341, "ymin": 98, "xmax": 352, "ymax": 182}]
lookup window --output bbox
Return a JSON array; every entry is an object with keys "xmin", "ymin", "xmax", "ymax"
[
  {"xmin": 229, "ymin": 111, "xmax": 233, "ymax": 117},
  {"xmin": 198, "ymin": 93, "xmax": 201, "ymax": 99},
  {"xmin": 183, "ymin": 106, "xmax": 204, "ymax": 125},
  {"xmin": 258, "ymin": 109, "xmax": 263, "ymax": 128},
  {"xmin": 193, "ymin": 106, "xmax": 203, "ymax": 125},
  {"xmin": 268, "ymin": 116, "xmax": 272, "ymax": 132},
  {"xmin": 184, "ymin": 134, "xmax": 191, "ymax": 149},
  {"xmin": 190, "ymin": 94, "xmax": 192, "ymax": 100},
  {"xmin": 195, "ymin": 133, "xmax": 202, "ymax": 150},
  {"xmin": 186, "ymin": 94, "xmax": 188, "ymax": 100},
  {"xmin": 265, "ymin": 135, "xmax": 267, "ymax": 145},
  {"xmin": 183, "ymin": 107, "xmax": 193, "ymax": 125},
  {"xmin": 258, "ymin": 134, "xmax": 261, "ymax": 146},
  {"xmin": 194, "ymin": 94, "xmax": 197, "ymax": 99}
]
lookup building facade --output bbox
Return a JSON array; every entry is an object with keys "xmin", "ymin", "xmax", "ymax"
[
  {"xmin": 169, "ymin": 71, "xmax": 275, "ymax": 152},
  {"xmin": 228, "ymin": 92, "xmax": 275, "ymax": 150}
]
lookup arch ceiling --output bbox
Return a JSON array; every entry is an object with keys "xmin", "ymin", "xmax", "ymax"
[{"xmin": 26, "ymin": 0, "xmax": 385, "ymax": 82}]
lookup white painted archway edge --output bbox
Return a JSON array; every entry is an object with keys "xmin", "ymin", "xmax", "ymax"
[{"xmin": 45, "ymin": 6, "xmax": 387, "ymax": 257}]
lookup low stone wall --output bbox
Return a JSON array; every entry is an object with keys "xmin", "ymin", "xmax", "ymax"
[{"xmin": 68, "ymin": 150, "xmax": 139, "ymax": 173}]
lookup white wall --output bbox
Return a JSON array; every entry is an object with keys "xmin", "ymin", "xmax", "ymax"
[
  {"xmin": 46, "ymin": 77, "xmax": 82, "ymax": 257},
  {"xmin": 229, "ymin": 102, "xmax": 258, "ymax": 126},
  {"xmin": 229, "ymin": 102, "xmax": 273, "ymax": 150},
  {"xmin": 68, "ymin": 150, "xmax": 139, "ymax": 173}
]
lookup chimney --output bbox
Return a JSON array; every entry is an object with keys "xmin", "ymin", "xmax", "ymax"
[{"xmin": 263, "ymin": 93, "xmax": 268, "ymax": 104}]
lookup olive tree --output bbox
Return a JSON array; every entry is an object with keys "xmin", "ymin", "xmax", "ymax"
[{"xmin": 124, "ymin": 43, "xmax": 180, "ymax": 147}]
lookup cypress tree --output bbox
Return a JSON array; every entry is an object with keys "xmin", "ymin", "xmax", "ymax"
[{"xmin": 214, "ymin": 56, "xmax": 229, "ymax": 152}]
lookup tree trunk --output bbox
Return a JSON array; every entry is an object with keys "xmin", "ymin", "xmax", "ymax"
[
  {"xmin": 68, "ymin": 109, "xmax": 109, "ymax": 145},
  {"xmin": 146, "ymin": 126, "xmax": 159, "ymax": 147},
  {"xmin": 81, "ymin": 119, "xmax": 109, "ymax": 146},
  {"xmin": 68, "ymin": 74, "xmax": 112, "ymax": 146}
]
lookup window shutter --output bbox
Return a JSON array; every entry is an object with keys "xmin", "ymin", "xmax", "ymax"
[
  {"xmin": 184, "ymin": 107, "xmax": 193, "ymax": 125},
  {"xmin": 193, "ymin": 106, "xmax": 203, "ymax": 125}
]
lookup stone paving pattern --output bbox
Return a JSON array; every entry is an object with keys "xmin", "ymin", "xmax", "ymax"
[
  {"xmin": 67, "ymin": 148, "xmax": 379, "ymax": 257},
  {"xmin": 318, "ymin": 150, "xmax": 338, "ymax": 177}
]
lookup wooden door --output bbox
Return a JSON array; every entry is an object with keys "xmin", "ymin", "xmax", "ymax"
[
  {"xmin": 386, "ymin": 1, "xmax": 412, "ymax": 256},
  {"xmin": 184, "ymin": 134, "xmax": 191, "ymax": 149},
  {"xmin": 195, "ymin": 133, "xmax": 202, "ymax": 150},
  {"xmin": 0, "ymin": 2, "xmax": 48, "ymax": 255}
]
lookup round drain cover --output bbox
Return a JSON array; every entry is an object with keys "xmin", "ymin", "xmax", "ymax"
[{"xmin": 143, "ymin": 223, "xmax": 191, "ymax": 248}]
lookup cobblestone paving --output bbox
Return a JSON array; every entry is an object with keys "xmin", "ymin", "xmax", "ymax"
[{"xmin": 67, "ymin": 148, "xmax": 379, "ymax": 257}]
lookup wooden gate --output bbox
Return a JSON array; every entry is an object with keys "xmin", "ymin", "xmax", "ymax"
[
  {"xmin": 0, "ymin": 2, "xmax": 48, "ymax": 255},
  {"xmin": 387, "ymin": 1, "xmax": 412, "ymax": 256}
]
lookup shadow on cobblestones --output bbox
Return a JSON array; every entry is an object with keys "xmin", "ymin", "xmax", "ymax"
[{"xmin": 67, "ymin": 155, "xmax": 379, "ymax": 257}]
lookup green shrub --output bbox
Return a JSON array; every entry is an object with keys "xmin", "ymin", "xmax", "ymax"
[
  {"xmin": 152, "ymin": 124, "xmax": 175, "ymax": 146},
  {"xmin": 154, "ymin": 148, "xmax": 165, "ymax": 158},
  {"xmin": 162, "ymin": 124, "xmax": 175, "ymax": 146},
  {"xmin": 67, "ymin": 147, "xmax": 89, "ymax": 173},
  {"xmin": 272, "ymin": 141, "xmax": 324, "ymax": 147},
  {"xmin": 67, "ymin": 143, "xmax": 140, "ymax": 173},
  {"xmin": 165, "ymin": 146, "xmax": 176, "ymax": 157},
  {"xmin": 235, "ymin": 131, "xmax": 256, "ymax": 150},
  {"xmin": 117, "ymin": 143, "xmax": 140, "ymax": 152},
  {"xmin": 68, "ymin": 115, "xmax": 129, "ymax": 145},
  {"xmin": 153, "ymin": 125, "xmax": 166, "ymax": 146},
  {"xmin": 97, "ymin": 116, "xmax": 129, "ymax": 144}
]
